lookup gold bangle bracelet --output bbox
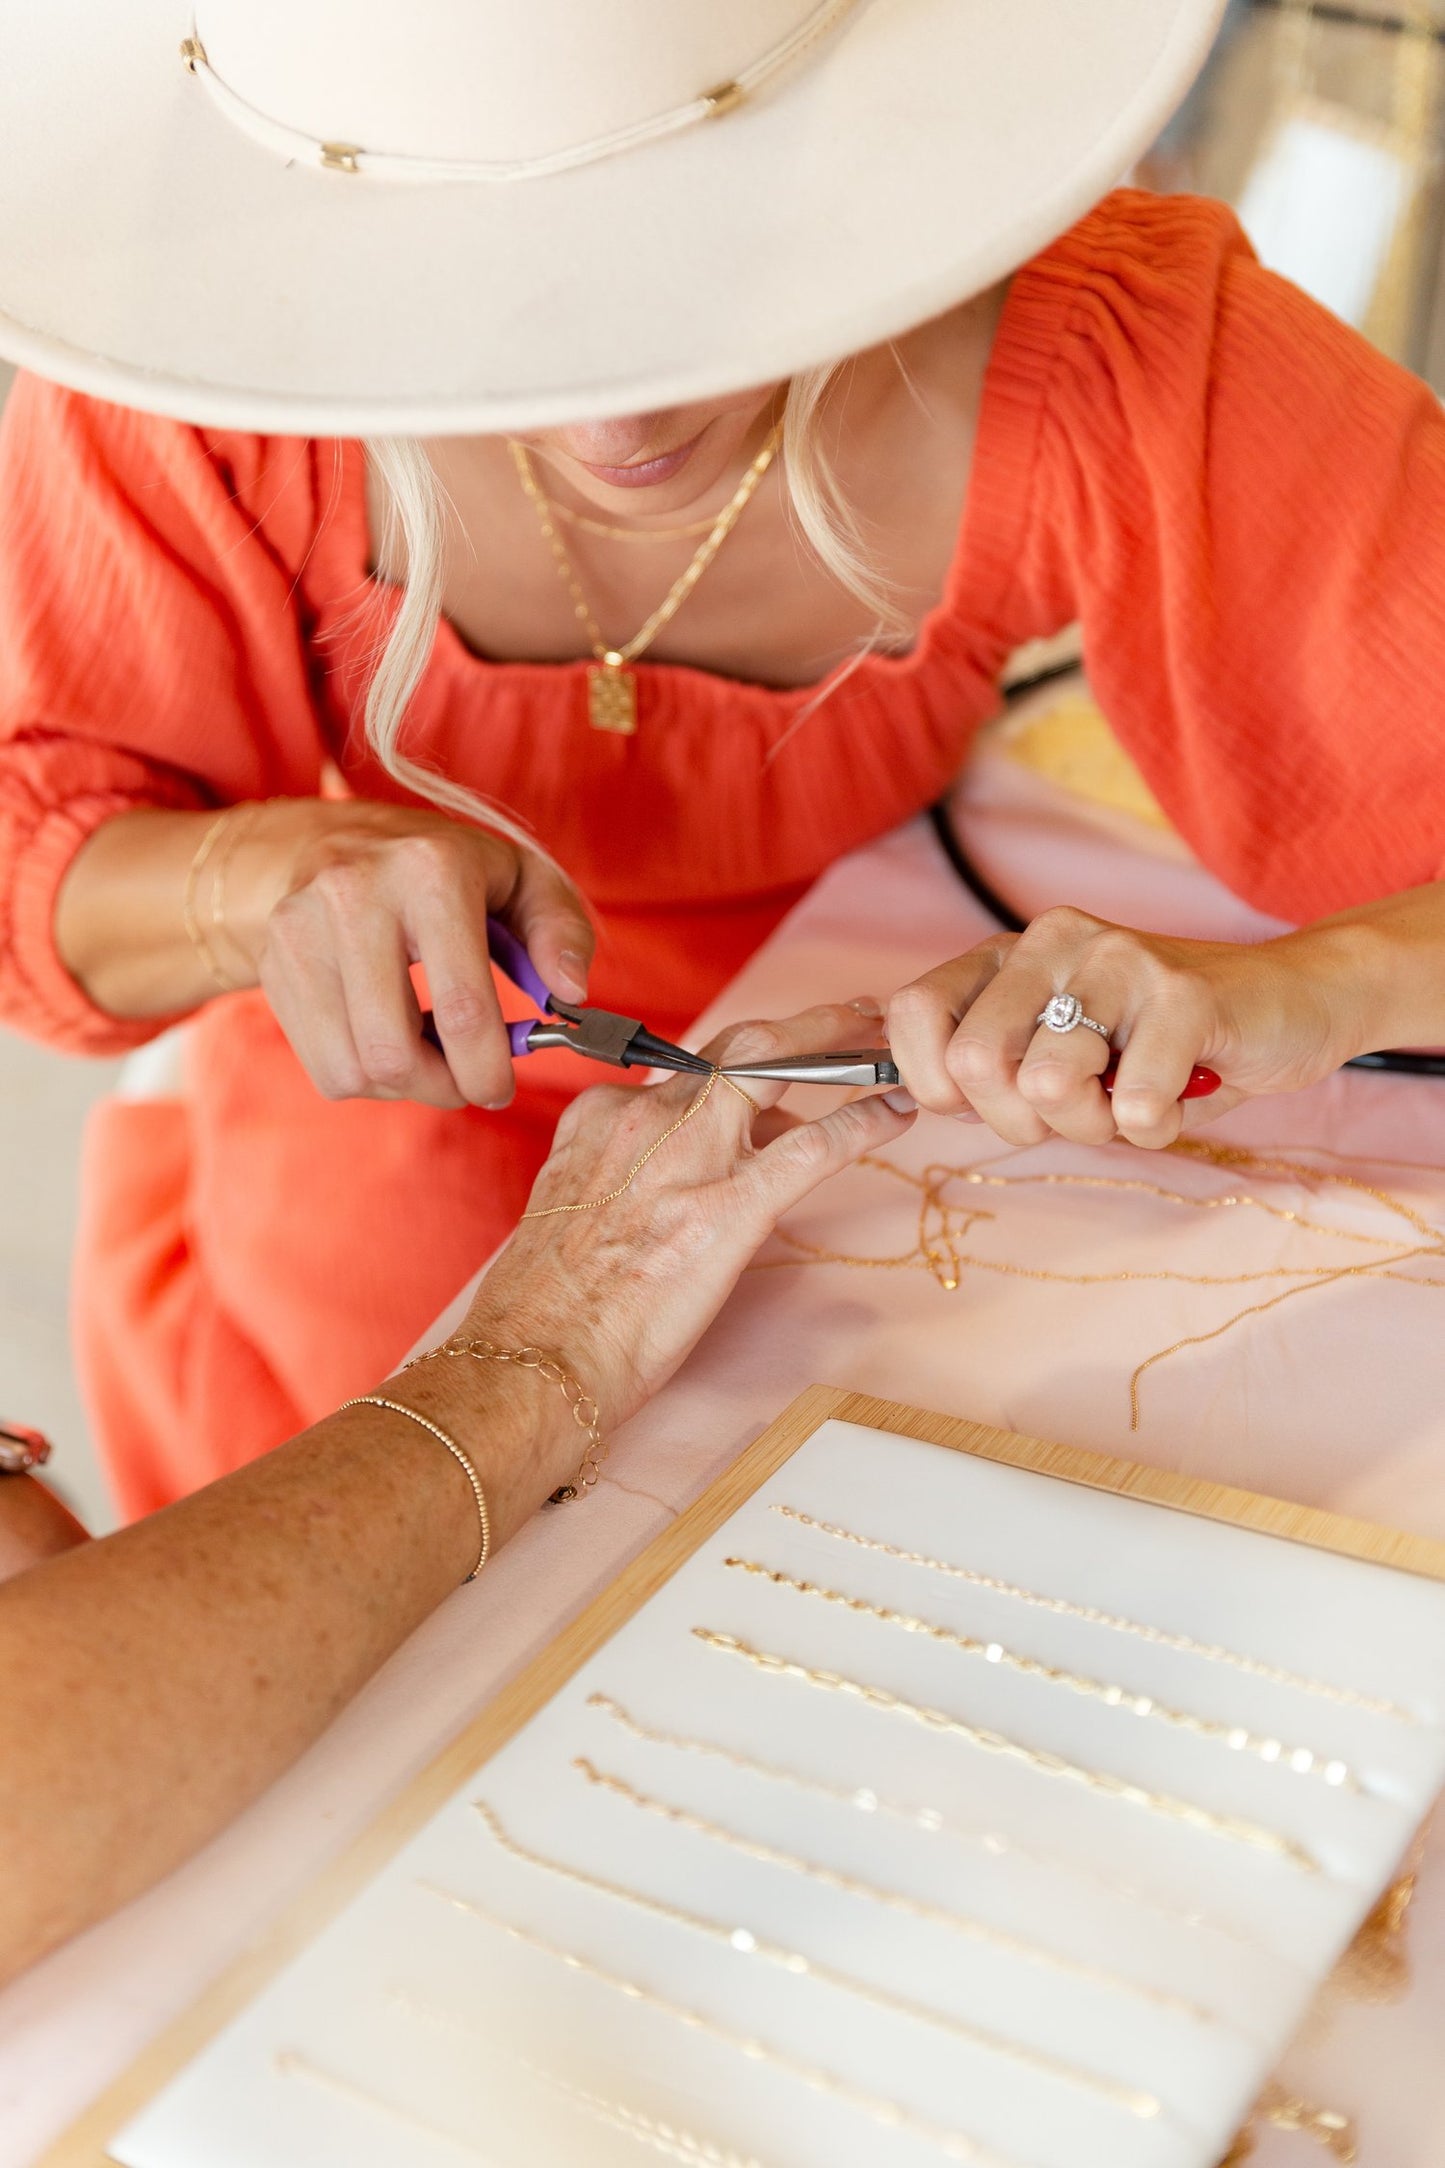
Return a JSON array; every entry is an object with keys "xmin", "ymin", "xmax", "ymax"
[
  {"xmin": 182, "ymin": 807, "xmax": 243, "ymax": 992},
  {"xmin": 338, "ymin": 1396, "xmax": 491, "ymax": 1582}
]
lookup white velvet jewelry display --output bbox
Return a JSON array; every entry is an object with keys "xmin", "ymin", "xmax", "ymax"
[{"xmin": 110, "ymin": 1417, "xmax": 1445, "ymax": 2168}]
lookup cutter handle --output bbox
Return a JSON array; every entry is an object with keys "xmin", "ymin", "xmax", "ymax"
[
  {"xmin": 1101, "ymin": 1055, "xmax": 1221, "ymax": 1100},
  {"xmin": 486, "ymin": 914, "xmax": 554, "ymax": 1012}
]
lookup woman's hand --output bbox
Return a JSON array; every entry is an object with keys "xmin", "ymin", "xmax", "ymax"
[
  {"xmin": 886, "ymin": 906, "xmax": 1370, "ymax": 1150},
  {"xmin": 458, "ymin": 998, "xmax": 915, "ymax": 1436},
  {"xmin": 229, "ymin": 799, "xmax": 596, "ymax": 1111}
]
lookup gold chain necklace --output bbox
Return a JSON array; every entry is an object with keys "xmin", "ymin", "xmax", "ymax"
[
  {"xmin": 582, "ymin": 1691, "xmax": 1281, "ymax": 1951},
  {"xmin": 770, "ymin": 1505, "xmax": 1419, "ymax": 1721},
  {"xmin": 752, "ymin": 1141, "xmax": 1445, "ymax": 1429},
  {"xmin": 462, "ymin": 1804, "xmax": 1165, "ymax": 2119},
  {"xmin": 721, "ymin": 1557, "xmax": 1358, "ymax": 1788},
  {"xmin": 411, "ymin": 1889, "xmax": 1027, "ymax": 2167},
  {"xmin": 693, "ymin": 1628, "xmax": 1319, "ymax": 1869},
  {"xmin": 570, "ymin": 1755, "xmax": 1223, "ymax": 2026},
  {"xmin": 548, "ymin": 497, "xmax": 721, "ymax": 542},
  {"xmin": 509, "ymin": 422, "xmax": 782, "ymax": 735}
]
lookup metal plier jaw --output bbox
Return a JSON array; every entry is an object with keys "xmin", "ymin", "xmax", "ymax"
[{"xmin": 522, "ymin": 1000, "xmax": 712, "ymax": 1074}]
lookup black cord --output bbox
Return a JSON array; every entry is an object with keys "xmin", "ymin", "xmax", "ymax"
[{"xmin": 927, "ymin": 799, "xmax": 1445, "ymax": 1079}]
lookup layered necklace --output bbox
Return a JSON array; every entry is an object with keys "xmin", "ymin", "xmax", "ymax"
[{"xmin": 509, "ymin": 421, "xmax": 783, "ymax": 735}]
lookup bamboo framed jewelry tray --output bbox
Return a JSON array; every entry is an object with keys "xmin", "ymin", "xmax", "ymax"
[{"xmin": 43, "ymin": 1384, "xmax": 1445, "ymax": 2168}]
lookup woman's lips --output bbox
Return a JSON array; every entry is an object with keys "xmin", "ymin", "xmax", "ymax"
[{"xmin": 574, "ymin": 433, "xmax": 703, "ymax": 489}]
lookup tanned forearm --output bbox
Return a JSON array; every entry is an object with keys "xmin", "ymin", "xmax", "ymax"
[
  {"xmin": 54, "ymin": 804, "xmax": 301, "ymax": 1019},
  {"xmin": 0, "ymin": 1356, "xmax": 575, "ymax": 1985}
]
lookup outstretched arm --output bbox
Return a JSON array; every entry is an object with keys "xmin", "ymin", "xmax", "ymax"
[{"xmin": 0, "ymin": 999, "xmax": 910, "ymax": 1987}]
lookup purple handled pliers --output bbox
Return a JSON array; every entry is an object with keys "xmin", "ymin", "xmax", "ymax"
[{"xmin": 424, "ymin": 917, "xmax": 899, "ymax": 1089}]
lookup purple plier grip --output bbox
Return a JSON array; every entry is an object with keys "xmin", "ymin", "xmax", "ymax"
[
  {"xmin": 507, "ymin": 1016, "xmax": 539, "ymax": 1058},
  {"xmin": 486, "ymin": 914, "xmax": 555, "ymax": 1013}
]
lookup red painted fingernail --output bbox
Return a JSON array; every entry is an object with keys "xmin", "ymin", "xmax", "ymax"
[{"xmin": 1101, "ymin": 1057, "xmax": 1221, "ymax": 1100}]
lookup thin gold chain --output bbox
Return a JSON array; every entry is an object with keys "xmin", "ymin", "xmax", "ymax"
[
  {"xmin": 571, "ymin": 1755, "xmax": 1223, "ymax": 2025},
  {"xmin": 692, "ymin": 1628, "xmax": 1319, "ymax": 1870},
  {"xmin": 751, "ymin": 1142, "xmax": 1445, "ymax": 1428},
  {"xmin": 275, "ymin": 2051, "xmax": 497, "ymax": 2161},
  {"xmin": 387, "ymin": 2004, "xmax": 773, "ymax": 2168},
  {"xmin": 521, "ymin": 1070, "xmax": 755, "ymax": 1220},
  {"xmin": 769, "ymin": 1504, "xmax": 1419, "ymax": 1722},
  {"xmin": 1256, "ymin": 2080, "xmax": 1359, "ymax": 2163},
  {"xmin": 461, "ymin": 1805, "xmax": 1165, "ymax": 2119},
  {"xmin": 582, "ymin": 1692, "xmax": 1281, "ymax": 1952},
  {"xmin": 407, "ymin": 1338, "xmax": 608, "ymax": 1501},
  {"xmin": 510, "ymin": 422, "xmax": 782, "ymax": 668},
  {"xmin": 411, "ymin": 1888, "xmax": 1028, "ymax": 2168},
  {"xmin": 547, "ymin": 497, "xmax": 721, "ymax": 542},
  {"xmin": 722, "ymin": 1558, "xmax": 1358, "ymax": 1787}
]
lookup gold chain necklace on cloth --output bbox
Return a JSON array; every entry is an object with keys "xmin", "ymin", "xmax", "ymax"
[
  {"xmin": 510, "ymin": 422, "xmax": 782, "ymax": 735},
  {"xmin": 409, "ymin": 1892, "xmax": 1027, "ymax": 2168},
  {"xmin": 460, "ymin": 1805, "xmax": 1165, "ymax": 2119},
  {"xmin": 751, "ymin": 1138, "xmax": 1445, "ymax": 1429}
]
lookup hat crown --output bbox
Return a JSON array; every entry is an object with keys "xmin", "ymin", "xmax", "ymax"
[{"xmin": 197, "ymin": 0, "xmax": 821, "ymax": 165}]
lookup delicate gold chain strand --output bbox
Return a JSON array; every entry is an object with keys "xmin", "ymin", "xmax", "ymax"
[
  {"xmin": 275, "ymin": 2052, "xmax": 498, "ymax": 2163},
  {"xmin": 387, "ymin": 2004, "xmax": 773, "ymax": 2168},
  {"xmin": 726, "ymin": 1556, "xmax": 1358, "ymax": 1786},
  {"xmin": 751, "ymin": 1141, "xmax": 1445, "ymax": 1429},
  {"xmin": 465, "ymin": 1803, "xmax": 1163, "ymax": 2119},
  {"xmin": 548, "ymin": 498, "xmax": 721, "ymax": 542},
  {"xmin": 510, "ymin": 424, "xmax": 781, "ymax": 670},
  {"xmin": 583, "ymin": 1693, "xmax": 1280, "ymax": 1954},
  {"xmin": 408, "ymin": 1337, "xmax": 606, "ymax": 1501},
  {"xmin": 571, "ymin": 1756, "xmax": 1221, "ymax": 2026},
  {"xmin": 770, "ymin": 1505, "xmax": 1420, "ymax": 1723},
  {"xmin": 1256, "ymin": 2082, "xmax": 1359, "ymax": 2163},
  {"xmin": 522, "ymin": 1070, "xmax": 755, "ymax": 1220},
  {"xmin": 413, "ymin": 1888, "xmax": 1030, "ymax": 2167},
  {"xmin": 693, "ymin": 1630, "xmax": 1319, "ymax": 1870}
]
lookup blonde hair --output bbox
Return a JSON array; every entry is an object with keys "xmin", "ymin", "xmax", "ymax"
[{"xmin": 362, "ymin": 370, "xmax": 898, "ymax": 832}]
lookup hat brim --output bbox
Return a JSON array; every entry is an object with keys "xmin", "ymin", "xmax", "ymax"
[{"xmin": 0, "ymin": 0, "xmax": 1226, "ymax": 434}]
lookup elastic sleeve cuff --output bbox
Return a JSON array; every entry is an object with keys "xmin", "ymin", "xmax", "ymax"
[{"xmin": 6, "ymin": 788, "xmax": 201, "ymax": 1054}]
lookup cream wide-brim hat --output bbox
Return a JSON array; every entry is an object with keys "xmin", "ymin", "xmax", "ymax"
[{"xmin": 0, "ymin": 0, "xmax": 1225, "ymax": 436}]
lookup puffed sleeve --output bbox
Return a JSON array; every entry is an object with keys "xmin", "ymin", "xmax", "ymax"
[
  {"xmin": 0, "ymin": 376, "xmax": 328, "ymax": 1051},
  {"xmin": 978, "ymin": 190, "xmax": 1445, "ymax": 925}
]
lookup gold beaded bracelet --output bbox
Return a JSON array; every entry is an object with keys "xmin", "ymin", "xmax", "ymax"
[
  {"xmin": 406, "ymin": 1338, "xmax": 607, "ymax": 1503},
  {"xmin": 336, "ymin": 1396, "xmax": 491, "ymax": 1582}
]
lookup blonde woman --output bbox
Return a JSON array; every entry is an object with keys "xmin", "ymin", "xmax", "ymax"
[{"xmin": 1, "ymin": 0, "xmax": 1443, "ymax": 1513}]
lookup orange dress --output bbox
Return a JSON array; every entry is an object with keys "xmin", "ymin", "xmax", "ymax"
[{"xmin": 3, "ymin": 192, "xmax": 1445, "ymax": 1517}]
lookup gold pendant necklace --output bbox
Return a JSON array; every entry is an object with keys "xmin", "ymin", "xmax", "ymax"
[{"xmin": 509, "ymin": 422, "xmax": 782, "ymax": 735}]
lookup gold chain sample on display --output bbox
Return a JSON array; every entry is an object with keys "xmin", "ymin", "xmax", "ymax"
[
  {"xmin": 693, "ymin": 1629, "xmax": 1320, "ymax": 1870},
  {"xmin": 511, "ymin": 422, "xmax": 782, "ymax": 734},
  {"xmin": 583, "ymin": 1692, "xmax": 1284, "ymax": 1953},
  {"xmin": 275, "ymin": 2051, "xmax": 496, "ymax": 2162},
  {"xmin": 771, "ymin": 1505, "xmax": 1421, "ymax": 1722},
  {"xmin": 723, "ymin": 1557, "xmax": 1359, "ymax": 1788},
  {"xmin": 461, "ymin": 1804, "xmax": 1165, "ymax": 2119},
  {"xmin": 571, "ymin": 1756, "xmax": 1222, "ymax": 2027},
  {"xmin": 753, "ymin": 1138, "xmax": 1445, "ymax": 1428},
  {"xmin": 412, "ymin": 1890, "xmax": 1028, "ymax": 2168},
  {"xmin": 387, "ymin": 2003, "xmax": 773, "ymax": 2168}
]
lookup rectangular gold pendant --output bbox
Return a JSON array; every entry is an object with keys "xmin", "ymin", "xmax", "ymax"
[{"xmin": 588, "ymin": 662, "xmax": 638, "ymax": 736}]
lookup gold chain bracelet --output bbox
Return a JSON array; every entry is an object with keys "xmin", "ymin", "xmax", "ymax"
[{"xmin": 407, "ymin": 1337, "xmax": 606, "ymax": 1501}]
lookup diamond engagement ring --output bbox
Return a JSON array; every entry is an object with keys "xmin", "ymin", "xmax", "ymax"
[{"xmin": 1036, "ymin": 992, "xmax": 1110, "ymax": 1042}]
